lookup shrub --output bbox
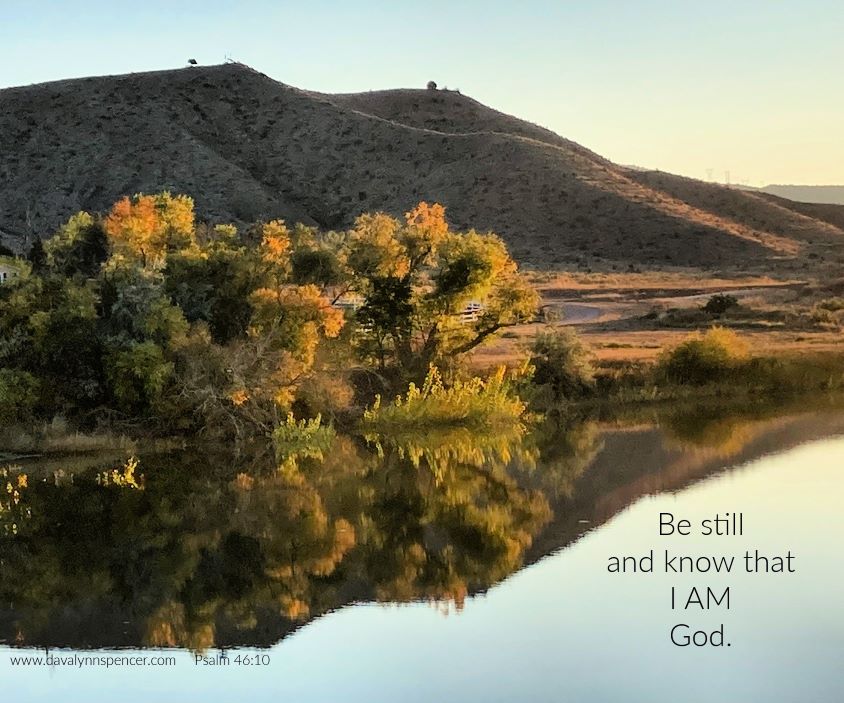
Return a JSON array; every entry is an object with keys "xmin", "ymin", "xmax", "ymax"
[
  {"xmin": 816, "ymin": 297, "xmax": 844, "ymax": 312},
  {"xmin": 363, "ymin": 365, "xmax": 525, "ymax": 430},
  {"xmin": 658, "ymin": 327, "xmax": 748, "ymax": 386},
  {"xmin": 810, "ymin": 306, "xmax": 839, "ymax": 328},
  {"xmin": 529, "ymin": 328, "xmax": 595, "ymax": 403},
  {"xmin": 273, "ymin": 413, "xmax": 335, "ymax": 470},
  {"xmin": 294, "ymin": 373, "xmax": 354, "ymax": 421},
  {"xmin": 703, "ymin": 293, "xmax": 739, "ymax": 315},
  {"xmin": 810, "ymin": 299, "xmax": 844, "ymax": 329},
  {"xmin": 0, "ymin": 369, "xmax": 39, "ymax": 424}
]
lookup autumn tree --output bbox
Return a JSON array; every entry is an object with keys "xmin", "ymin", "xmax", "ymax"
[
  {"xmin": 342, "ymin": 203, "xmax": 537, "ymax": 377},
  {"xmin": 104, "ymin": 192, "xmax": 195, "ymax": 268},
  {"xmin": 212, "ymin": 285, "xmax": 344, "ymax": 431},
  {"xmin": 0, "ymin": 194, "xmax": 538, "ymax": 435}
]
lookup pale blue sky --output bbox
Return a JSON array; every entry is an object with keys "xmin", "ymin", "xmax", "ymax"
[{"xmin": 1, "ymin": 0, "xmax": 841, "ymax": 185}]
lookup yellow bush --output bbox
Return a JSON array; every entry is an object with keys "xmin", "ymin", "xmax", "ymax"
[{"xmin": 658, "ymin": 327, "xmax": 748, "ymax": 385}]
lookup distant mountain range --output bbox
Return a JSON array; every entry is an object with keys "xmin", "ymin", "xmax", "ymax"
[
  {"xmin": 1, "ymin": 63, "xmax": 842, "ymax": 274},
  {"xmin": 753, "ymin": 185, "xmax": 844, "ymax": 205}
]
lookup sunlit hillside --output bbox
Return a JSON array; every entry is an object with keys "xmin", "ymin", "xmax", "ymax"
[{"xmin": 1, "ymin": 63, "xmax": 843, "ymax": 274}]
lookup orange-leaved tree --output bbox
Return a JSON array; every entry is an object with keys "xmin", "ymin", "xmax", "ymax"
[{"xmin": 104, "ymin": 192, "xmax": 195, "ymax": 267}]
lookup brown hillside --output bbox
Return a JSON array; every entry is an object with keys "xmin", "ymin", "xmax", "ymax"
[
  {"xmin": 628, "ymin": 170, "xmax": 844, "ymax": 246},
  {"xmin": 0, "ymin": 63, "xmax": 840, "ymax": 273},
  {"xmin": 327, "ymin": 87, "xmax": 602, "ymax": 158}
]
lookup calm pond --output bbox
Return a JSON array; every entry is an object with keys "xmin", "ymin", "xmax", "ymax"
[{"xmin": 2, "ymin": 405, "xmax": 843, "ymax": 702}]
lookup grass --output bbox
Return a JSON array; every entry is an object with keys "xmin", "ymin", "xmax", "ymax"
[
  {"xmin": 363, "ymin": 365, "xmax": 526, "ymax": 431},
  {"xmin": 0, "ymin": 427, "xmax": 136, "ymax": 455},
  {"xmin": 0, "ymin": 420, "xmax": 183, "ymax": 456},
  {"xmin": 588, "ymin": 350, "xmax": 844, "ymax": 409}
]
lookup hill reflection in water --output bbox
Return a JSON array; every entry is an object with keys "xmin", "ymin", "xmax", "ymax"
[{"xmin": 2, "ymin": 402, "xmax": 844, "ymax": 651}]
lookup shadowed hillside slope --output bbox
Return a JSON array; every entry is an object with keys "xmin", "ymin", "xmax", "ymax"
[
  {"xmin": 1, "ymin": 63, "xmax": 841, "ymax": 273},
  {"xmin": 755, "ymin": 193, "xmax": 844, "ymax": 231},
  {"xmin": 628, "ymin": 170, "xmax": 844, "ymax": 246}
]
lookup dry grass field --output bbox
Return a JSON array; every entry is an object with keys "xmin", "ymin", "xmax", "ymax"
[{"xmin": 471, "ymin": 272, "xmax": 844, "ymax": 369}]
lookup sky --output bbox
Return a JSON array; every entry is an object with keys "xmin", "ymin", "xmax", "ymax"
[{"xmin": 1, "ymin": 0, "xmax": 841, "ymax": 185}]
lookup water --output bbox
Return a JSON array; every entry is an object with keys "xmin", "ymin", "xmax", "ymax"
[{"xmin": 2, "ymin": 407, "xmax": 844, "ymax": 701}]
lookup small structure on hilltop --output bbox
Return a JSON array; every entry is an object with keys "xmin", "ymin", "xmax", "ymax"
[
  {"xmin": 426, "ymin": 80, "xmax": 437, "ymax": 90},
  {"xmin": 188, "ymin": 58, "xmax": 198, "ymax": 66}
]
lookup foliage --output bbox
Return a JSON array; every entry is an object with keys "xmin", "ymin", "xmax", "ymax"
[
  {"xmin": 293, "ymin": 373, "xmax": 355, "ymax": 421},
  {"xmin": 703, "ymin": 293, "xmax": 739, "ymax": 315},
  {"xmin": 0, "ymin": 193, "xmax": 537, "ymax": 438},
  {"xmin": 272, "ymin": 414, "xmax": 336, "ymax": 471},
  {"xmin": 0, "ymin": 275, "xmax": 104, "ymax": 413},
  {"xmin": 105, "ymin": 342, "xmax": 174, "ymax": 413},
  {"xmin": 0, "ymin": 369, "xmax": 39, "ymax": 424},
  {"xmin": 163, "ymin": 228, "xmax": 255, "ymax": 344},
  {"xmin": 104, "ymin": 192, "xmax": 195, "ymax": 267},
  {"xmin": 658, "ymin": 327, "xmax": 749, "ymax": 385},
  {"xmin": 290, "ymin": 247, "xmax": 344, "ymax": 287},
  {"xmin": 27, "ymin": 239, "xmax": 47, "ymax": 273},
  {"xmin": 344, "ymin": 204, "xmax": 538, "ymax": 378},
  {"xmin": 529, "ymin": 328, "xmax": 595, "ymax": 405},
  {"xmin": 363, "ymin": 365, "xmax": 526, "ymax": 431},
  {"xmin": 44, "ymin": 212, "xmax": 108, "ymax": 278}
]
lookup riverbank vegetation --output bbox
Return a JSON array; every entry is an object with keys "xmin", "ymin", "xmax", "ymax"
[
  {"xmin": 0, "ymin": 193, "xmax": 536, "ymax": 441},
  {"xmin": 567, "ymin": 328, "xmax": 844, "ymax": 411},
  {"xmin": 2, "ymin": 192, "xmax": 844, "ymax": 452}
]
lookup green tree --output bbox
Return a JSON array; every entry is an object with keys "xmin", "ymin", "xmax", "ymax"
[
  {"xmin": 342, "ymin": 204, "xmax": 538, "ymax": 378},
  {"xmin": 106, "ymin": 341, "xmax": 174, "ymax": 414},
  {"xmin": 44, "ymin": 212, "xmax": 108, "ymax": 278},
  {"xmin": 164, "ymin": 226, "xmax": 257, "ymax": 344},
  {"xmin": 529, "ymin": 328, "xmax": 595, "ymax": 405}
]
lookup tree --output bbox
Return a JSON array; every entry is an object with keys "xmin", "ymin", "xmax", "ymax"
[
  {"xmin": 104, "ymin": 192, "xmax": 195, "ymax": 268},
  {"xmin": 0, "ymin": 369, "xmax": 39, "ymax": 424},
  {"xmin": 0, "ymin": 275, "xmax": 105, "ymax": 414},
  {"xmin": 529, "ymin": 328, "xmax": 595, "ymax": 405},
  {"xmin": 164, "ymin": 225, "xmax": 256, "ymax": 344},
  {"xmin": 290, "ymin": 248, "xmax": 344, "ymax": 289},
  {"xmin": 703, "ymin": 293, "xmax": 739, "ymax": 315},
  {"xmin": 229, "ymin": 285, "xmax": 344, "ymax": 418},
  {"xmin": 27, "ymin": 239, "xmax": 47, "ymax": 274},
  {"xmin": 342, "ymin": 204, "xmax": 538, "ymax": 378},
  {"xmin": 43, "ymin": 212, "xmax": 108, "ymax": 278},
  {"xmin": 106, "ymin": 341, "xmax": 174, "ymax": 414}
]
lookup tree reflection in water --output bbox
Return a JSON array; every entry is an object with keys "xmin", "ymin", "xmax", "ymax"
[
  {"xmin": 0, "ymin": 422, "xmax": 553, "ymax": 650},
  {"xmin": 4, "ymin": 400, "xmax": 843, "ymax": 651}
]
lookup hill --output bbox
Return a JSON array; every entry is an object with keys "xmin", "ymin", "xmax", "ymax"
[{"xmin": 1, "ymin": 63, "xmax": 842, "ymax": 274}]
